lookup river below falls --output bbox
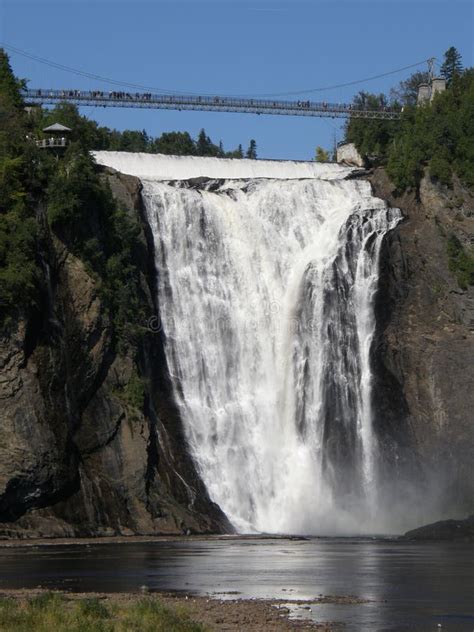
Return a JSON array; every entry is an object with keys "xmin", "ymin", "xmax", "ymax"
[{"xmin": 0, "ymin": 537, "xmax": 472, "ymax": 631}]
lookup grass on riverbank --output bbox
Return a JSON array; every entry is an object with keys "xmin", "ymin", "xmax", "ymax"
[{"xmin": 0, "ymin": 592, "xmax": 208, "ymax": 632}]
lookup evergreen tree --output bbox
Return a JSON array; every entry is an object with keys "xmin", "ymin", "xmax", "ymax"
[
  {"xmin": 196, "ymin": 128, "xmax": 212, "ymax": 155},
  {"xmin": 39, "ymin": 102, "xmax": 111, "ymax": 150},
  {"xmin": 345, "ymin": 91, "xmax": 397, "ymax": 160},
  {"xmin": 118, "ymin": 129, "xmax": 150, "ymax": 152},
  {"xmin": 0, "ymin": 48, "xmax": 24, "ymax": 110},
  {"xmin": 440, "ymin": 47, "xmax": 463, "ymax": 84},
  {"xmin": 0, "ymin": 50, "xmax": 41, "ymax": 320},
  {"xmin": 237, "ymin": 144, "xmax": 244, "ymax": 158},
  {"xmin": 315, "ymin": 146, "xmax": 330, "ymax": 162},
  {"xmin": 246, "ymin": 139, "xmax": 257, "ymax": 159},
  {"xmin": 151, "ymin": 131, "xmax": 195, "ymax": 155}
]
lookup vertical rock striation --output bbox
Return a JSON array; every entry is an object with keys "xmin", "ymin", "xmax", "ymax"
[
  {"xmin": 0, "ymin": 169, "xmax": 231, "ymax": 538},
  {"xmin": 370, "ymin": 168, "xmax": 474, "ymax": 517}
]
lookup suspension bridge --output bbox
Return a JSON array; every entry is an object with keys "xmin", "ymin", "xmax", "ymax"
[{"xmin": 22, "ymin": 88, "xmax": 402, "ymax": 120}]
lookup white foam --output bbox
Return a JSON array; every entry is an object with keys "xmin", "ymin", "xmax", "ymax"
[
  {"xmin": 143, "ymin": 176, "xmax": 402, "ymax": 535},
  {"xmin": 92, "ymin": 151, "xmax": 357, "ymax": 181}
]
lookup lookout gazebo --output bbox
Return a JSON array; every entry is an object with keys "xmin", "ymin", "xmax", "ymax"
[{"xmin": 37, "ymin": 123, "xmax": 72, "ymax": 149}]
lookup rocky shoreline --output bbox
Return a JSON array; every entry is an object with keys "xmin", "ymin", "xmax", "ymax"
[
  {"xmin": 403, "ymin": 514, "xmax": 474, "ymax": 541},
  {"xmin": 0, "ymin": 533, "xmax": 312, "ymax": 547}
]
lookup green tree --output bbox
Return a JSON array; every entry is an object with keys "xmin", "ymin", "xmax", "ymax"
[
  {"xmin": 388, "ymin": 69, "xmax": 474, "ymax": 190},
  {"xmin": 0, "ymin": 50, "xmax": 42, "ymax": 322},
  {"xmin": 225, "ymin": 144, "xmax": 244, "ymax": 159},
  {"xmin": 440, "ymin": 47, "xmax": 463, "ymax": 85},
  {"xmin": 0, "ymin": 156, "xmax": 39, "ymax": 314},
  {"xmin": 429, "ymin": 152, "xmax": 452, "ymax": 185},
  {"xmin": 196, "ymin": 128, "xmax": 212, "ymax": 155},
  {"xmin": 0, "ymin": 48, "xmax": 24, "ymax": 110},
  {"xmin": 195, "ymin": 128, "xmax": 222, "ymax": 156},
  {"xmin": 345, "ymin": 91, "xmax": 397, "ymax": 161},
  {"xmin": 390, "ymin": 71, "xmax": 430, "ymax": 106},
  {"xmin": 246, "ymin": 139, "xmax": 257, "ymax": 159},
  {"xmin": 315, "ymin": 146, "xmax": 330, "ymax": 162},
  {"xmin": 0, "ymin": 48, "xmax": 261, "ymax": 332},
  {"xmin": 46, "ymin": 142, "xmax": 146, "ymax": 347},
  {"xmin": 151, "ymin": 131, "xmax": 196, "ymax": 155},
  {"xmin": 118, "ymin": 129, "xmax": 150, "ymax": 152},
  {"xmin": 447, "ymin": 234, "xmax": 474, "ymax": 290},
  {"xmin": 47, "ymin": 144, "xmax": 112, "ymax": 231},
  {"xmin": 38, "ymin": 103, "xmax": 111, "ymax": 150},
  {"xmin": 345, "ymin": 66, "xmax": 474, "ymax": 191}
]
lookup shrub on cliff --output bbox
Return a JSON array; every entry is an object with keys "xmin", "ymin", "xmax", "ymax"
[
  {"xmin": 46, "ymin": 144, "xmax": 146, "ymax": 349},
  {"xmin": 428, "ymin": 153, "xmax": 452, "ymax": 186},
  {"xmin": 47, "ymin": 144, "xmax": 111, "ymax": 229},
  {"xmin": 447, "ymin": 234, "xmax": 474, "ymax": 290}
]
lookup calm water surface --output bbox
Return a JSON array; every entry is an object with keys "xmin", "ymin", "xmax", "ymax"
[{"xmin": 0, "ymin": 538, "xmax": 472, "ymax": 631}]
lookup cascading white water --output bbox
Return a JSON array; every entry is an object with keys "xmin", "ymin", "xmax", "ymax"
[{"xmin": 95, "ymin": 152, "xmax": 401, "ymax": 534}]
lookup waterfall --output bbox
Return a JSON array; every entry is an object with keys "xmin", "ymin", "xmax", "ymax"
[{"xmin": 95, "ymin": 151, "xmax": 401, "ymax": 534}]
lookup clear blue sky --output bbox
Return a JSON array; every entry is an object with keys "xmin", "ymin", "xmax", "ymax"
[{"xmin": 1, "ymin": 0, "xmax": 473, "ymax": 160}]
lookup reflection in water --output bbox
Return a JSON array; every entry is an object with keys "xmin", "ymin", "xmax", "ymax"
[{"xmin": 0, "ymin": 538, "xmax": 473, "ymax": 632}]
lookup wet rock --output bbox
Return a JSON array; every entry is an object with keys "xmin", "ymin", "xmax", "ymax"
[
  {"xmin": 403, "ymin": 515, "xmax": 474, "ymax": 541},
  {"xmin": 370, "ymin": 168, "xmax": 474, "ymax": 516}
]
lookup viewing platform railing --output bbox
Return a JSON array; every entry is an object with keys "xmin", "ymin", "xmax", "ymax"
[{"xmin": 36, "ymin": 137, "xmax": 68, "ymax": 149}]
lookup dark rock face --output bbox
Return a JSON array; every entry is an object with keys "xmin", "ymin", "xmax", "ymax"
[
  {"xmin": 0, "ymin": 169, "xmax": 232, "ymax": 538},
  {"xmin": 370, "ymin": 168, "xmax": 474, "ymax": 517},
  {"xmin": 403, "ymin": 515, "xmax": 474, "ymax": 541}
]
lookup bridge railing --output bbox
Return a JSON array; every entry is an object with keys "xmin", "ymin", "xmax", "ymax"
[{"xmin": 22, "ymin": 89, "xmax": 402, "ymax": 120}]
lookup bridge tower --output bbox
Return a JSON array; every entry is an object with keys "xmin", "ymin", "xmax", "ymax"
[{"xmin": 417, "ymin": 57, "xmax": 446, "ymax": 105}]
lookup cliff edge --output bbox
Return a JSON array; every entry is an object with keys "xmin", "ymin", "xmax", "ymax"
[{"xmin": 371, "ymin": 168, "xmax": 474, "ymax": 516}]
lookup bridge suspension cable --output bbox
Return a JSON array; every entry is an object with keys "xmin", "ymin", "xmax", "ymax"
[{"xmin": 4, "ymin": 41, "xmax": 428, "ymax": 99}]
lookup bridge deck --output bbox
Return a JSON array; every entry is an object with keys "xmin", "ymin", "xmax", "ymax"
[{"xmin": 23, "ymin": 89, "xmax": 402, "ymax": 121}]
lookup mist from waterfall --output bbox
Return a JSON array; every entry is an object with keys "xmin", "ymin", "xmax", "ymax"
[{"xmin": 140, "ymin": 169, "xmax": 402, "ymax": 535}]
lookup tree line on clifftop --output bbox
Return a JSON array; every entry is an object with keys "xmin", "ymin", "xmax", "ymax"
[
  {"xmin": 345, "ymin": 46, "xmax": 473, "ymax": 291},
  {"xmin": 0, "ymin": 49, "xmax": 147, "ymax": 342},
  {"xmin": 32, "ymin": 98, "xmax": 258, "ymax": 160},
  {"xmin": 345, "ymin": 46, "xmax": 474, "ymax": 191}
]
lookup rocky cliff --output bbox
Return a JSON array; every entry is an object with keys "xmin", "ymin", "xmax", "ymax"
[
  {"xmin": 0, "ymin": 168, "xmax": 231, "ymax": 538},
  {"xmin": 370, "ymin": 168, "xmax": 474, "ymax": 517},
  {"xmin": 0, "ymin": 162, "xmax": 472, "ymax": 538}
]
